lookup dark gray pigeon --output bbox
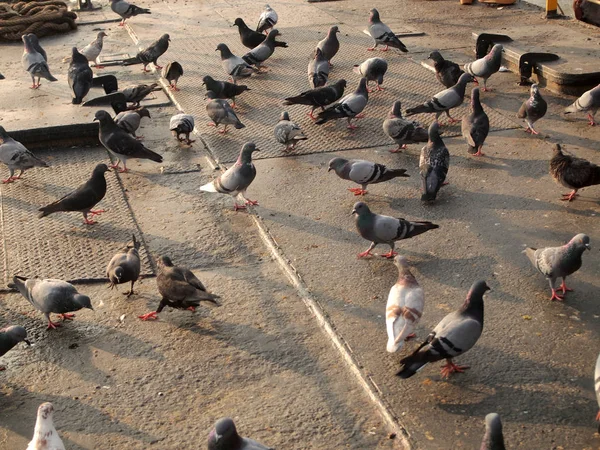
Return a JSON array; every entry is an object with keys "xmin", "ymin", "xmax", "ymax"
[
  {"xmin": 162, "ymin": 61, "xmax": 183, "ymax": 91},
  {"xmin": 383, "ymin": 101, "xmax": 428, "ymax": 152},
  {"xmin": 464, "ymin": 44, "xmax": 503, "ymax": 91},
  {"xmin": 68, "ymin": 47, "xmax": 93, "ymax": 105},
  {"xmin": 461, "ymin": 87, "xmax": 489, "ymax": 156},
  {"xmin": 429, "ymin": 51, "xmax": 464, "ymax": 89},
  {"xmin": 114, "ymin": 107, "xmax": 151, "ymax": 139},
  {"xmin": 317, "ymin": 25, "xmax": 340, "ymax": 66},
  {"xmin": 274, "ymin": 112, "xmax": 307, "ymax": 151},
  {"xmin": 328, "ymin": 157, "xmax": 409, "ymax": 196},
  {"xmin": 216, "ymin": 43, "xmax": 256, "ymax": 84},
  {"xmin": 352, "ymin": 202, "xmax": 439, "ymax": 258},
  {"xmin": 110, "ymin": 0, "xmax": 150, "ymax": 26},
  {"xmin": 420, "ymin": 121, "xmax": 449, "ymax": 202},
  {"xmin": 233, "ymin": 17, "xmax": 288, "ymax": 50},
  {"xmin": 205, "ymin": 92, "xmax": 245, "ymax": 134},
  {"xmin": 120, "ymin": 83, "xmax": 160, "ymax": 107},
  {"xmin": 139, "ymin": 256, "xmax": 220, "ymax": 321},
  {"xmin": 367, "ymin": 8, "xmax": 408, "ymax": 52},
  {"xmin": 550, "ymin": 144, "xmax": 600, "ymax": 202},
  {"xmin": 524, "ymin": 233, "xmax": 590, "ymax": 301},
  {"xmin": 353, "ymin": 57, "xmax": 387, "ymax": 92},
  {"xmin": 21, "ymin": 34, "xmax": 57, "ymax": 89},
  {"xmin": 200, "ymin": 142, "xmax": 259, "ymax": 211},
  {"xmin": 0, "ymin": 326, "xmax": 30, "ymax": 369},
  {"xmin": 0, "ymin": 126, "xmax": 49, "ymax": 183},
  {"xmin": 315, "ymin": 78, "xmax": 368, "ymax": 130},
  {"xmin": 564, "ymin": 83, "xmax": 599, "ymax": 126},
  {"xmin": 95, "ymin": 110, "xmax": 163, "ymax": 172},
  {"xmin": 170, "ymin": 113, "xmax": 195, "ymax": 145},
  {"xmin": 517, "ymin": 84, "xmax": 547, "ymax": 135},
  {"xmin": 11, "ymin": 276, "xmax": 93, "ymax": 330},
  {"xmin": 283, "ymin": 79, "xmax": 346, "ymax": 119},
  {"xmin": 208, "ymin": 418, "xmax": 273, "ymax": 450},
  {"xmin": 596, "ymin": 354, "xmax": 600, "ymax": 429},
  {"xmin": 480, "ymin": 413, "xmax": 506, "ymax": 450},
  {"xmin": 242, "ymin": 29, "xmax": 281, "ymax": 69},
  {"xmin": 307, "ymin": 48, "xmax": 329, "ymax": 89},
  {"xmin": 80, "ymin": 31, "xmax": 107, "ymax": 67},
  {"xmin": 38, "ymin": 163, "xmax": 109, "ymax": 225},
  {"xmin": 397, "ymin": 280, "xmax": 489, "ymax": 379},
  {"xmin": 202, "ymin": 76, "xmax": 250, "ymax": 108},
  {"xmin": 25, "ymin": 34, "xmax": 47, "ymax": 61},
  {"xmin": 106, "ymin": 235, "xmax": 141, "ymax": 296},
  {"xmin": 122, "ymin": 34, "xmax": 169, "ymax": 72},
  {"xmin": 256, "ymin": 4, "xmax": 278, "ymax": 34}
]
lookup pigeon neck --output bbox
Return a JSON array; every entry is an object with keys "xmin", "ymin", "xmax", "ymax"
[
  {"xmin": 237, "ymin": 151, "xmax": 253, "ymax": 164},
  {"xmin": 219, "ymin": 47, "xmax": 233, "ymax": 59},
  {"xmin": 472, "ymin": 95, "xmax": 483, "ymax": 114},
  {"xmin": 461, "ymin": 291, "xmax": 484, "ymax": 321},
  {"xmin": 397, "ymin": 269, "xmax": 417, "ymax": 286}
]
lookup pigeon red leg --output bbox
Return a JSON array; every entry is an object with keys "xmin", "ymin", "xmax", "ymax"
[
  {"xmin": 380, "ymin": 45, "xmax": 389, "ymax": 52},
  {"xmin": 549, "ymin": 289, "xmax": 564, "ymax": 301},
  {"xmin": 2, "ymin": 177, "xmax": 15, "ymax": 183},
  {"xmin": 82, "ymin": 213, "xmax": 97, "ymax": 225},
  {"xmin": 389, "ymin": 144, "xmax": 407, "ymax": 153},
  {"xmin": 347, "ymin": 118, "xmax": 358, "ymax": 130},
  {"xmin": 186, "ymin": 306, "xmax": 196, "ymax": 312},
  {"xmin": 355, "ymin": 113, "xmax": 366, "ymax": 119},
  {"xmin": 357, "ymin": 243, "xmax": 376, "ymax": 259},
  {"xmin": 233, "ymin": 203, "xmax": 247, "ymax": 211},
  {"xmin": 440, "ymin": 359, "xmax": 469, "ymax": 378},
  {"xmin": 154, "ymin": 64, "xmax": 163, "ymax": 70},
  {"xmin": 348, "ymin": 188, "xmax": 367, "ymax": 196},
  {"xmin": 473, "ymin": 146, "xmax": 485, "ymax": 157},
  {"xmin": 588, "ymin": 114, "xmax": 596, "ymax": 126},
  {"xmin": 376, "ymin": 83, "xmax": 385, "ymax": 91},
  {"xmin": 60, "ymin": 313, "xmax": 75, "ymax": 321},
  {"xmin": 560, "ymin": 190, "xmax": 578, "ymax": 202},
  {"xmin": 244, "ymin": 199, "xmax": 259, "ymax": 206},
  {"xmin": 596, "ymin": 410, "xmax": 600, "ymax": 422},
  {"xmin": 138, "ymin": 311, "xmax": 158, "ymax": 321},
  {"xmin": 47, "ymin": 320, "xmax": 62, "ymax": 330},
  {"xmin": 559, "ymin": 279, "xmax": 573, "ymax": 294},
  {"xmin": 89, "ymin": 209, "xmax": 105, "ymax": 216},
  {"xmin": 404, "ymin": 333, "xmax": 416, "ymax": 341}
]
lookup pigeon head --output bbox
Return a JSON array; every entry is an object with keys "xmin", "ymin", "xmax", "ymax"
[
  {"xmin": 351, "ymin": 201, "xmax": 371, "ymax": 216},
  {"xmin": 92, "ymin": 163, "xmax": 110, "ymax": 177},
  {"xmin": 37, "ymin": 402, "xmax": 55, "ymax": 421},
  {"xmin": 97, "ymin": 31, "xmax": 108, "ymax": 39},
  {"xmin": 74, "ymin": 294, "xmax": 93, "ymax": 310},
  {"xmin": 71, "ymin": 47, "xmax": 88, "ymax": 64},
  {"xmin": 232, "ymin": 18, "xmax": 246, "ymax": 28},
  {"xmin": 266, "ymin": 29, "xmax": 280, "ymax": 40},
  {"xmin": 0, "ymin": 126, "xmax": 10, "ymax": 142},
  {"xmin": 264, "ymin": 4, "xmax": 273, "ymax": 11},
  {"xmin": 127, "ymin": 234, "xmax": 141, "ymax": 250},
  {"xmin": 369, "ymin": 8, "xmax": 381, "ymax": 23},
  {"xmin": 202, "ymin": 75, "xmax": 215, "ymax": 87},
  {"xmin": 481, "ymin": 413, "xmax": 505, "ymax": 450},
  {"xmin": 327, "ymin": 157, "xmax": 348, "ymax": 173},
  {"xmin": 329, "ymin": 25, "xmax": 340, "ymax": 35},
  {"xmin": 427, "ymin": 121, "xmax": 442, "ymax": 141},
  {"xmin": 3, "ymin": 325, "xmax": 30, "ymax": 346},
  {"xmin": 161, "ymin": 34, "xmax": 171, "ymax": 42},
  {"xmin": 393, "ymin": 255, "xmax": 409, "ymax": 270},
  {"xmin": 239, "ymin": 142, "xmax": 259, "ymax": 162},
  {"xmin": 93, "ymin": 110, "xmax": 114, "ymax": 125},
  {"xmin": 569, "ymin": 233, "xmax": 591, "ymax": 251},
  {"xmin": 136, "ymin": 107, "xmax": 151, "ymax": 119},
  {"xmin": 428, "ymin": 51, "xmax": 443, "ymax": 62},
  {"xmin": 21, "ymin": 34, "xmax": 33, "ymax": 51},
  {"xmin": 390, "ymin": 101, "xmax": 402, "ymax": 118},
  {"xmin": 209, "ymin": 418, "xmax": 241, "ymax": 448},
  {"xmin": 357, "ymin": 77, "xmax": 368, "ymax": 93},
  {"xmin": 530, "ymin": 83, "xmax": 540, "ymax": 97},
  {"xmin": 215, "ymin": 43, "xmax": 232, "ymax": 59},
  {"xmin": 279, "ymin": 111, "xmax": 290, "ymax": 122},
  {"xmin": 466, "ymin": 280, "xmax": 491, "ymax": 304},
  {"xmin": 470, "ymin": 87, "xmax": 481, "ymax": 106},
  {"xmin": 158, "ymin": 256, "xmax": 174, "ymax": 268}
]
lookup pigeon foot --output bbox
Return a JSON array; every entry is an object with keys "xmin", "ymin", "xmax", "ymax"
[
  {"xmin": 357, "ymin": 249, "xmax": 373, "ymax": 259},
  {"xmin": 186, "ymin": 306, "xmax": 196, "ymax": 312},
  {"xmin": 560, "ymin": 191, "xmax": 578, "ymax": 202},
  {"xmin": 440, "ymin": 360, "xmax": 469, "ymax": 378},
  {"xmin": 559, "ymin": 281, "xmax": 573, "ymax": 294},
  {"xmin": 389, "ymin": 144, "xmax": 407, "ymax": 153},
  {"xmin": 154, "ymin": 65, "xmax": 163, "ymax": 70},
  {"xmin": 83, "ymin": 218, "xmax": 97, "ymax": 225},
  {"xmin": 233, "ymin": 204, "xmax": 247, "ymax": 211},
  {"xmin": 47, "ymin": 320, "xmax": 62, "ymax": 330},
  {"xmin": 380, "ymin": 250, "xmax": 398, "ymax": 259},
  {"xmin": 60, "ymin": 313, "xmax": 75, "ymax": 321},
  {"xmin": 472, "ymin": 147, "xmax": 485, "ymax": 157},
  {"xmin": 549, "ymin": 289, "xmax": 564, "ymax": 301},
  {"xmin": 138, "ymin": 311, "xmax": 158, "ymax": 321},
  {"xmin": 244, "ymin": 199, "xmax": 259, "ymax": 206},
  {"xmin": 348, "ymin": 188, "xmax": 367, "ymax": 196},
  {"xmin": 404, "ymin": 333, "xmax": 416, "ymax": 341},
  {"xmin": 89, "ymin": 209, "xmax": 105, "ymax": 216},
  {"xmin": 2, "ymin": 177, "xmax": 16, "ymax": 183}
]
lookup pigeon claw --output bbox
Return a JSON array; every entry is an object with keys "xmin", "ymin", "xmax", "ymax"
[
  {"xmin": 380, "ymin": 250, "xmax": 398, "ymax": 259},
  {"xmin": 440, "ymin": 361, "xmax": 469, "ymax": 378},
  {"xmin": 549, "ymin": 289, "xmax": 564, "ymax": 301},
  {"xmin": 404, "ymin": 333, "xmax": 417, "ymax": 341},
  {"xmin": 47, "ymin": 320, "xmax": 62, "ymax": 330},
  {"xmin": 380, "ymin": 45, "xmax": 389, "ymax": 52},
  {"xmin": 169, "ymin": 84, "xmax": 180, "ymax": 91},
  {"xmin": 2, "ymin": 177, "xmax": 16, "ymax": 183},
  {"xmin": 559, "ymin": 281, "xmax": 573, "ymax": 294},
  {"xmin": 348, "ymin": 188, "xmax": 367, "ymax": 196},
  {"xmin": 244, "ymin": 199, "xmax": 259, "ymax": 206},
  {"xmin": 186, "ymin": 306, "xmax": 196, "ymax": 312},
  {"xmin": 138, "ymin": 311, "xmax": 158, "ymax": 321},
  {"xmin": 357, "ymin": 249, "xmax": 373, "ymax": 259},
  {"xmin": 389, "ymin": 144, "xmax": 407, "ymax": 153},
  {"xmin": 472, "ymin": 147, "xmax": 485, "ymax": 157},
  {"xmin": 83, "ymin": 218, "xmax": 97, "ymax": 225},
  {"xmin": 154, "ymin": 65, "xmax": 163, "ymax": 70},
  {"xmin": 347, "ymin": 124, "xmax": 358, "ymax": 130},
  {"xmin": 560, "ymin": 191, "xmax": 578, "ymax": 202},
  {"xmin": 89, "ymin": 209, "xmax": 105, "ymax": 216},
  {"xmin": 60, "ymin": 313, "xmax": 75, "ymax": 321},
  {"xmin": 233, "ymin": 204, "xmax": 247, "ymax": 211},
  {"xmin": 587, "ymin": 114, "xmax": 596, "ymax": 126}
]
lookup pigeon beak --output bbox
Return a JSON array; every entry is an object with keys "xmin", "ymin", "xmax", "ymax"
[
  {"xmin": 24, "ymin": 339, "xmax": 31, "ymax": 346},
  {"xmin": 93, "ymin": 117, "xmax": 98, "ymax": 122},
  {"xmin": 327, "ymin": 167, "xmax": 332, "ymax": 172},
  {"xmin": 88, "ymin": 305, "xmax": 95, "ymax": 311},
  {"xmin": 585, "ymin": 243, "xmax": 591, "ymax": 251},
  {"xmin": 351, "ymin": 209, "xmax": 357, "ymax": 215}
]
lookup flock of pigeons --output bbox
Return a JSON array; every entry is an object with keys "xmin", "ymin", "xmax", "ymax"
[{"xmin": 0, "ymin": 0, "xmax": 599, "ymax": 448}]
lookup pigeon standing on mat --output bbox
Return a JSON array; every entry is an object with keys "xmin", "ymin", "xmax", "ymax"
[
  {"xmin": 549, "ymin": 143, "xmax": 600, "ymax": 202},
  {"xmin": 397, "ymin": 280, "xmax": 489, "ymax": 379},
  {"xmin": 12, "ymin": 276, "xmax": 93, "ymax": 330},
  {"xmin": 386, "ymin": 256, "xmax": 424, "ymax": 353},
  {"xmin": 367, "ymin": 8, "xmax": 408, "ymax": 52},
  {"xmin": 114, "ymin": 107, "xmax": 151, "ymax": 139},
  {"xmin": 461, "ymin": 87, "xmax": 489, "ymax": 156},
  {"xmin": 353, "ymin": 57, "xmax": 388, "ymax": 92},
  {"xmin": 480, "ymin": 414, "xmax": 506, "ymax": 450},
  {"xmin": 274, "ymin": 112, "xmax": 307, "ymax": 151},
  {"xmin": 27, "ymin": 403, "xmax": 65, "ymax": 450},
  {"xmin": 205, "ymin": 91, "xmax": 245, "ymax": 134},
  {"xmin": 284, "ymin": 79, "xmax": 347, "ymax": 120},
  {"xmin": 25, "ymin": 34, "xmax": 47, "ymax": 61},
  {"xmin": 524, "ymin": 233, "xmax": 590, "ymax": 301},
  {"xmin": 170, "ymin": 113, "xmax": 195, "ymax": 145},
  {"xmin": 139, "ymin": 256, "xmax": 220, "ymax": 321},
  {"xmin": 110, "ymin": 0, "xmax": 151, "ymax": 26},
  {"xmin": 162, "ymin": 61, "xmax": 183, "ymax": 91},
  {"xmin": 80, "ymin": 31, "xmax": 107, "ymax": 67},
  {"xmin": 0, "ymin": 326, "xmax": 30, "ymax": 370},
  {"xmin": 517, "ymin": 83, "xmax": 547, "ymax": 135},
  {"xmin": 21, "ymin": 34, "xmax": 57, "ymax": 89},
  {"xmin": 383, "ymin": 101, "xmax": 428, "ymax": 152},
  {"xmin": 208, "ymin": 418, "xmax": 273, "ymax": 450},
  {"xmin": 564, "ymin": 83, "xmax": 599, "ymax": 126},
  {"xmin": 0, "ymin": 126, "xmax": 49, "ymax": 183},
  {"xmin": 233, "ymin": 17, "xmax": 288, "ymax": 49},
  {"xmin": 315, "ymin": 78, "xmax": 369, "ymax": 130},
  {"xmin": 121, "ymin": 83, "xmax": 160, "ymax": 107},
  {"xmin": 106, "ymin": 235, "xmax": 141, "ymax": 296},
  {"xmin": 328, "ymin": 157, "xmax": 409, "ymax": 196},
  {"xmin": 595, "ymin": 353, "xmax": 600, "ymax": 428},
  {"xmin": 122, "ymin": 34, "xmax": 169, "ymax": 72},
  {"xmin": 200, "ymin": 142, "xmax": 259, "ymax": 211},
  {"xmin": 352, "ymin": 202, "xmax": 439, "ymax": 258},
  {"xmin": 242, "ymin": 29, "xmax": 281, "ymax": 70},
  {"xmin": 68, "ymin": 47, "xmax": 94, "ymax": 105},
  {"xmin": 420, "ymin": 121, "xmax": 449, "ymax": 202},
  {"xmin": 216, "ymin": 43, "xmax": 256, "ymax": 83},
  {"xmin": 428, "ymin": 51, "xmax": 464, "ymax": 89},
  {"xmin": 307, "ymin": 48, "xmax": 329, "ymax": 89},
  {"xmin": 464, "ymin": 44, "xmax": 503, "ymax": 92},
  {"xmin": 202, "ymin": 75, "xmax": 250, "ymax": 108},
  {"xmin": 256, "ymin": 4, "xmax": 278, "ymax": 34},
  {"xmin": 317, "ymin": 25, "xmax": 340, "ymax": 66}
]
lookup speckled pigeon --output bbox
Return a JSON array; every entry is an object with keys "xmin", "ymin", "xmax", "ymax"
[
  {"xmin": 284, "ymin": 79, "xmax": 346, "ymax": 120},
  {"xmin": 106, "ymin": 235, "xmax": 141, "ymax": 296},
  {"xmin": 0, "ymin": 326, "xmax": 30, "ymax": 369},
  {"xmin": 80, "ymin": 31, "xmax": 107, "ymax": 67},
  {"xmin": 21, "ymin": 34, "xmax": 57, "ymax": 89},
  {"xmin": 216, "ymin": 43, "xmax": 256, "ymax": 83},
  {"xmin": 328, "ymin": 157, "xmax": 408, "ymax": 196},
  {"xmin": 256, "ymin": 4, "xmax": 278, "ymax": 34},
  {"xmin": 202, "ymin": 76, "xmax": 250, "ymax": 108},
  {"xmin": 382, "ymin": 101, "xmax": 428, "ymax": 152},
  {"xmin": 274, "ymin": 112, "xmax": 307, "ymax": 151},
  {"xmin": 162, "ymin": 61, "xmax": 183, "ymax": 91},
  {"xmin": 170, "ymin": 113, "xmax": 195, "ymax": 145},
  {"xmin": 233, "ymin": 18, "xmax": 287, "ymax": 49},
  {"xmin": 208, "ymin": 418, "xmax": 273, "ymax": 450},
  {"xmin": 550, "ymin": 144, "xmax": 600, "ymax": 201},
  {"xmin": 114, "ymin": 107, "xmax": 151, "ymax": 139},
  {"xmin": 420, "ymin": 121, "xmax": 449, "ymax": 202},
  {"xmin": 205, "ymin": 91, "xmax": 245, "ymax": 134},
  {"xmin": 464, "ymin": 44, "xmax": 503, "ymax": 91},
  {"xmin": 242, "ymin": 29, "xmax": 281, "ymax": 69},
  {"xmin": 461, "ymin": 87, "xmax": 489, "ymax": 156},
  {"xmin": 429, "ymin": 51, "xmax": 464, "ymax": 89},
  {"xmin": 68, "ymin": 47, "xmax": 93, "ymax": 104},
  {"xmin": 0, "ymin": 126, "xmax": 48, "ymax": 183},
  {"xmin": 564, "ymin": 83, "xmax": 599, "ymax": 126},
  {"xmin": 27, "ymin": 403, "xmax": 65, "ymax": 450},
  {"xmin": 307, "ymin": 48, "xmax": 329, "ymax": 89},
  {"xmin": 367, "ymin": 8, "xmax": 408, "ymax": 52},
  {"xmin": 317, "ymin": 26, "xmax": 340, "ymax": 66},
  {"xmin": 517, "ymin": 84, "xmax": 547, "ymax": 134},
  {"xmin": 315, "ymin": 78, "xmax": 368, "ymax": 130},
  {"xmin": 480, "ymin": 413, "xmax": 506, "ymax": 450},
  {"xmin": 353, "ymin": 57, "xmax": 387, "ymax": 92},
  {"xmin": 110, "ymin": 0, "xmax": 150, "ymax": 26}
]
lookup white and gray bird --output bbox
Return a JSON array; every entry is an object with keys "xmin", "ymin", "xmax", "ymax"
[
  {"xmin": 21, "ymin": 34, "xmax": 57, "ymax": 89},
  {"xmin": 480, "ymin": 413, "xmax": 506, "ymax": 450},
  {"xmin": 216, "ymin": 43, "xmax": 256, "ymax": 83},
  {"xmin": 114, "ymin": 107, "xmax": 151, "ymax": 139},
  {"xmin": 25, "ymin": 34, "xmax": 47, "ymax": 61},
  {"xmin": 383, "ymin": 101, "xmax": 428, "ymax": 152},
  {"xmin": 206, "ymin": 91, "xmax": 245, "ymax": 134},
  {"xmin": 564, "ymin": 83, "xmax": 599, "ymax": 126},
  {"xmin": 256, "ymin": 4, "xmax": 278, "ymax": 34},
  {"xmin": 517, "ymin": 83, "xmax": 547, "ymax": 135},
  {"xmin": 328, "ymin": 157, "xmax": 409, "ymax": 196},
  {"xmin": 464, "ymin": 44, "xmax": 503, "ymax": 92},
  {"xmin": 420, "ymin": 121, "xmax": 449, "ymax": 202},
  {"xmin": 110, "ymin": 0, "xmax": 150, "ymax": 26},
  {"xmin": 0, "ymin": 325, "xmax": 30, "ymax": 370},
  {"xmin": 80, "ymin": 31, "xmax": 108, "ymax": 67},
  {"xmin": 106, "ymin": 235, "xmax": 141, "ymax": 296},
  {"xmin": 0, "ymin": 126, "xmax": 49, "ymax": 183},
  {"xmin": 170, "ymin": 113, "xmax": 195, "ymax": 145},
  {"xmin": 317, "ymin": 25, "xmax": 340, "ymax": 66},
  {"xmin": 242, "ymin": 29, "xmax": 281, "ymax": 69},
  {"xmin": 208, "ymin": 418, "xmax": 273, "ymax": 450},
  {"xmin": 27, "ymin": 402, "xmax": 65, "ymax": 450},
  {"xmin": 274, "ymin": 111, "xmax": 307, "ymax": 151},
  {"xmin": 461, "ymin": 87, "xmax": 489, "ymax": 156},
  {"xmin": 367, "ymin": 8, "xmax": 408, "ymax": 52},
  {"xmin": 315, "ymin": 78, "xmax": 369, "ymax": 130},
  {"xmin": 353, "ymin": 57, "xmax": 388, "ymax": 92},
  {"xmin": 307, "ymin": 48, "xmax": 329, "ymax": 89}
]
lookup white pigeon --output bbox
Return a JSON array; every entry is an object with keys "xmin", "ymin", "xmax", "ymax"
[
  {"xmin": 256, "ymin": 4, "xmax": 278, "ymax": 34},
  {"xmin": 27, "ymin": 402, "xmax": 65, "ymax": 450},
  {"xmin": 79, "ymin": 31, "xmax": 107, "ymax": 67}
]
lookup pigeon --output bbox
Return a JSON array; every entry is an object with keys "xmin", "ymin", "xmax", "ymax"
[
  {"xmin": 26, "ymin": 403, "xmax": 65, "ymax": 450},
  {"xmin": 596, "ymin": 353, "xmax": 600, "ymax": 429},
  {"xmin": 317, "ymin": 25, "xmax": 340, "ymax": 66},
  {"xmin": 307, "ymin": 48, "xmax": 329, "ymax": 89},
  {"xmin": 21, "ymin": 34, "xmax": 57, "ymax": 89},
  {"xmin": 461, "ymin": 87, "xmax": 489, "ymax": 156},
  {"xmin": 353, "ymin": 57, "xmax": 388, "ymax": 92},
  {"xmin": 216, "ymin": 43, "xmax": 256, "ymax": 83},
  {"xmin": 80, "ymin": 31, "xmax": 107, "ymax": 67},
  {"xmin": 208, "ymin": 418, "xmax": 273, "ymax": 450},
  {"xmin": 106, "ymin": 235, "xmax": 141, "ymax": 296},
  {"xmin": 233, "ymin": 17, "xmax": 288, "ymax": 49},
  {"xmin": 25, "ymin": 34, "xmax": 47, "ymax": 61},
  {"xmin": 12, "ymin": 276, "xmax": 93, "ymax": 329},
  {"xmin": 256, "ymin": 4, "xmax": 278, "ymax": 34},
  {"xmin": 382, "ymin": 101, "xmax": 428, "ymax": 152},
  {"xmin": 120, "ymin": 83, "xmax": 160, "ymax": 107},
  {"xmin": 480, "ymin": 413, "xmax": 506, "ymax": 450},
  {"xmin": 0, "ymin": 126, "xmax": 49, "ymax": 183},
  {"xmin": 352, "ymin": 202, "xmax": 439, "ymax": 258},
  {"xmin": 397, "ymin": 280, "xmax": 489, "ymax": 379},
  {"xmin": 315, "ymin": 78, "xmax": 369, "ymax": 130},
  {"xmin": 68, "ymin": 47, "xmax": 94, "ymax": 105},
  {"xmin": 170, "ymin": 113, "xmax": 195, "ymax": 145},
  {"xmin": 564, "ymin": 83, "xmax": 599, "ymax": 126},
  {"xmin": 517, "ymin": 83, "xmax": 547, "ymax": 135},
  {"xmin": 205, "ymin": 91, "xmax": 245, "ymax": 134},
  {"xmin": 328, "ymin": 157, "xmax": 409, "ymax": 196},
  {"xmin": 200, "ymin": 142, "xmax": 260, "ymax": 211},
  {"xmin": 405, "ymin": 73, "xmax": 474, "ymax": 124},
  {"xmin": 0, "ymin": 326, "xmax": 30, "ymax": 370},
  {"xmin": 114, "ymin": 107, "xmax": 151, "ymax": 139},
  {"xmin": 386, "ymin": 256, "xmax": 424, "ymax": 353},
  {"xmin": 242, "ymin": 29, "xmax": 281, "ymax": 69},
  {"xmin": 367, "ymin": 8, "xmax": 408, "ymax": 52},
  {"xmin": 428, "ymin": 51, "xmax": 464, "ymax": 89},
  {"xmin": 549, "ymin": 144, "xmax": 600, "ymax": 202},
  {"xmin": 524, "ymin": 233, "xmax": 590, "ymax": 301},
  {"xmin": 138, "ymin": 256, "xmax": 220, "ymax": 321},
  {"xmin": 202, "ymin": 75, "xmax": 250, "ymax": 108},
  {"xmin": 274, "ymin": 111, "xmax": 307, "ymax": 151},
  {"xmin": 110, "ymin": 0, "xmax": 151, "ymax": 26},
  {"xmin": 420, "ymin": 121, "xmax": 449, "ymax": 202},
  {"xmin": 122, "ymin": 34, "xmax": 169, "ymax": 72},
  {"xmin": 284, "ymin": 79, "xmax": 347, "ymax": 120},
  {"xmin": 464, "ymin": 44, "xmax": 503, "ymax": 92},
  {"xmin": 0, "ymin": 73, "xmax": 4, "ymax": 80},
  {"xmin": 95, "ymin": 110, "xmax": 163, "ymax": 172},
  {"xmin": 38, "ymin": 163, "xmax": 109, "ymax": 224},
  {"xmin": 162, "ymin": 61, "xmax": 183, "ymax": 91}
]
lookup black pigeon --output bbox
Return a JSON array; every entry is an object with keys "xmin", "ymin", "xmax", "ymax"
[
  {"xmin": 517, "ymin": 83, "xmax": 547, "ymax": 135},
  {"xmin": 121, "ymin": 83, "xmax": 160, "ymax": 107},
  {"xmin": 68, "ymin": 47, "xmax": 93, "ymax": 105},
  {"xmin": 284, "ymin": 79, "xmax": 347, "ymax": 120},
  {"xmin": 202, "ymin": 75, "xmax": 250, "ymax": 108},
  {"xmin": 122, "ymin": 34, "xmax": 170, "ymax": 72},
  {"xmin": 461, "ymin": 87, "xmax": 489, "ymax": 156},
  {"xmin": 420, "ymin": 121, "xmax": 449, "ymax": 202},
  {"xmin": 549, "ymin": 144, "xmax": 600, "ymax": 202},
  {"xmin": 106, "ymin": 235, "xmax": 141, "ymax": 296},
  {"xmin": 161, "ymin": 61, "xmax": 183, "ymax": 91},
  {"xmin": 428, "ymin": 51, "xmax": 464, "ymax": 89},
  {"xmin": 233, "ymin": 17, "xmax": 287, "ymax": 49}
]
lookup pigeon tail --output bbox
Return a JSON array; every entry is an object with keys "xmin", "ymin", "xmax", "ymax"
[
  {"xmin": 315, "ymin": 108, "xmax": 345, "ymax": 124},
  {"xmin": 38, "ymin": 203, "xmax": 61, "ymax": 218},
  {"xmin": 396, "ymin": 354, "xmax": 429, "ymax": 378},
  {"xmin": 409, "ymin": 221, "xmax": 440, "ymax": 237},
  {"xmin": 379, "ymin": 168, "xmax": 410, "ymax": 182},
  {"xmin": 199, "ymin": 182, "xmax": 217, "ymax": 193},
  {"xmin": 405, "ymin": 105, "xmax": 430, "ymax": 117},
  {"xmin": 47, "ymin": 74, "xmax": 58, "ymax": 82}
]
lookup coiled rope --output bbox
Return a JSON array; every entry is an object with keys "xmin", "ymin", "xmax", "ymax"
[{"xmin": 0, "ymin": 0, "xmax": 77, "ymax": 41}]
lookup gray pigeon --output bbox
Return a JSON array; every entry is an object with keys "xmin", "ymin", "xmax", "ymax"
[
  {"xmin": 68, "ymin": 47, "xmax": 94, "ymax": 105},
  {"xmin": 524, "ymin": 233, "xmax": 590, "ymax": 301},
  {"xmin": 420, "ymin": 121, "xmax": 449, "ymax": 202},
  {"xmin": 95, "ymin": 110, "xmax": 163, "ymax": 172},
  {"xmin": 315, "ymin": 78, "xmax": 369, "ymax": 130},
  {"xmin": 139, "ymin": 256, "xmax": 220, "ymax": 321},
  {"xmin": 517, "ymin": 84, "xmax": 547, "ymax": 135},
  {"xmin": 307, "ymin": 48, "xmax": 329, "ymax": 89},
  {"xmin": 429, "ymin": 51, "xmax": 464, "ymax": 89},
  {"xmin": 106, "ymin": 235, "xmax": 141, "ymax": 296},
  {"xmin": 274, "ymin": 112, "xmax": 307, "ymax": 151},
  {"xmin": 80, "ymin": 31, "xmax": 107, "ymax": 67},
  {"xmin": 595, "ymin": 353, "xmax": 600, "ymax": 428},
  {"xmin": 317, "ymin": 25, "xmax": 340, "ymax": 66},
  {"xmin": 461, "ymin": 87, "xmax": 489, "ymax": 156},
  {"xmin": 464, "ymin": 44, "xmax": 503, "ymax": 92},
  {"xmin": 120, "ymin": 83, "xmax": 160, "ymax": 107},
  {"xmin": 405, "ymin": 73, "xmax": 473, "ymax": 124},
  {"xmin": 383, "ymin": 101, "xmax": 428, "ymax": 152},
  {"xmin": 122, "ymin": 34, "xmax": 169, "ymax": 72},
  {"xmin": 21, "ymin": 34, "xmax": 57, "ymax": 89},
  {"xmin": 564, "ymin": 83, "xmax": 599, "ymax": 126},
  {"xmin": 480, "ymin": 413, "xmax": 506, "ymax": 450},
  {"xmin": 216, "ymin": 43, "xmax": 256, "ymax": 84},
  {"xmin": 0, "ymin": 326, "xmax": 30, "ymax": 369},
  {"xmin": 110, "ymin": 0, "xmax": 150, "ymax": 26},
  {"xmin": 549, "ymin": 144, "xmax": 600, "ymax": 202},
  {"xmin": 162, "ymin": 61, "xmax": 183, "ymax": 91},
  {"xmin": 256, "ymin": 4, "xmax": 278, "ymax": 34},
  {"xmin": 11, "ymin": 276, "xmax": 93, "ymax": 330},
  {"xmin": 367, "ymin": 8, "xmax": 408, "ymax": 52},
  {"xmin": 0, "ymin": 126, "xmax": 49, "ymax": 183},
  {"xmin": 328, "ymin": 157, "xmax": 409, "ymax": 196},
  {"xmin": 25, "ymin": 34, "xmax": 47, "ymax": 61},
  {"xmin": 208, "ymin": 418, "xmax": 273, "ymax": 450},
  {"xmin": 233, "ymin": 17, "xmax": 288, "ymax": 50},
  {"xmin": 397, "ymin": 280, "xmax": 489, "ymax": 379},
  {"xmin": 206, "ymin": 91, "xmax": 245, "ymax": 134},
  {"xmin": 114, "ymin": 107, "xmax": 151, "ymax": 139},
  {"xmin": 352, "ymin": 202, "xmax": 439, "ymax": 258},
  {"xmin": 242, "ymin": 29, "xmax": 281, "ymax": 69},
  {"xmin": 170, "ymin": 113, "xmax": 195, "ymax": 145},
  {"xmin": 353, "ymin": 57, "xmax": 388, "ymax": 92},
  {"xmin": 284, "ymin": 79, "xmax": 347, "ymax": 119},
  {"xmin": 202, "ymin": 76, "xmax": 250, "ymax": 108},
  {"xmin": 200, "ymin": 142, "xmax": 259, "ymax": 211}
]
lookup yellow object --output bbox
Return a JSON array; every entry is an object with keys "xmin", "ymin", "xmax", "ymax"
[{"xmin": 546, "ymin": 0, "xmax": 558, "ymax": 15}]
